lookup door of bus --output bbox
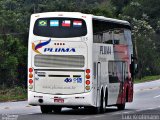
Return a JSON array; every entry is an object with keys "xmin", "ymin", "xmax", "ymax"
[
  {"xmin": 96, "ymin": 62, "xmax": 101, "ymax": 107},
  {"xmin": 121, "ymin": 62, "xmax": 126, "ymax": 103}
]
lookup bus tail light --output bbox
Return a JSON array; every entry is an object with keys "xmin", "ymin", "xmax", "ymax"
[
  {"xmin": 86, "ymin": 80, "xmax": 90, "ymax": 85},
  {"xmin": 85, "ymin": 69, "xmax": 91, "ymax": 91},
  {"xmin": 86, "ymin": 75, "xmax": 90, "ymax": 79},
  {"xmin": 29, "ymin": 73, "xmax": 33, "ymax": 78},
  {"xmin": 85, "ymin": 86, "xmax": 90, "ymax": 90},
  {"xmin": 28, "ymin": 67, "xmax": 34, "ymax": 90},
  {"xmin": 29, "ymin": 68, "xmax": 33, "ymax": 72},
  {"xmin": 29, "ymin": 79, "xmax": 33, "ymax": 84},
  {"xmin": 29, "ymin": 85, "xmax": 33, "ymax": 89},
  {"xmin": 86, "ymin": 69, "xmax": 90, "ymax": 73}
]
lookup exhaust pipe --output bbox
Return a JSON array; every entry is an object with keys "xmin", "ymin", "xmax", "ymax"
[{"xmin": 38, "ymin": 99, "xmax": 43, "ymax": 103}]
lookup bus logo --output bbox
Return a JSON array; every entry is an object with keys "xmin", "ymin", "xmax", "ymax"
[
  {"xmin": 44, "ymin": 48, "xmax": 76, "ymax": 52},
  {"xmin": 32, "ymin": 39, "xmax": 76, "ymax": 54},
  {"xmin": 64, "ymin": 78, "xmax": 72, "ymax": 83},
  {"xmin": 32, "ymin": 39, "xmax": 51, "ymax": 54}
]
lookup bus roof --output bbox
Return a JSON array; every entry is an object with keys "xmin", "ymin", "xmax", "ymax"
[{"xmin": 92, "ymin": 15, "xmax": 130, "ymax": 27}]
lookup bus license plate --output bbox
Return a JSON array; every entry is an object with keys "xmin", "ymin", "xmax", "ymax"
[{"xmin": 54, "ymin": 99, "xmax": 64, "ymax": 103}]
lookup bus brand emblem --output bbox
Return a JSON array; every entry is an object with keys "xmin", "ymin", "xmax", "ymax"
[
  {"xmin": 32, "ymin": 39, "xmax": 51, "ymax": 54},
  {"xmin": 64, "ymin": 78, "xmax": 72, "ymax": 83},
  {"xmin": 44, "ymin": 48, "xmax": 76, "ymax": 52}
]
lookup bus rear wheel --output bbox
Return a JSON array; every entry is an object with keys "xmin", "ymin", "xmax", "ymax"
[
  {"xmin": 100, "ymin": 92, "xmax": 106, "ymax": 113},
  {"xmin": 117, "ymin": 103, "xmax": 125, "ymax": 110},
  {"xmin": 53, "ymin": 107, "xmax": 62, "ymax": 113},
  {"xmin": 90, "ymin": 106, "xmax": 100, "ymax": 114},
  {"xmin": 40, "ymin": 105, "xmax": 52, "ymax": 113},
  {"xmin": 91, "ymin": 92, "xmax": 106, "ymax": 114}
]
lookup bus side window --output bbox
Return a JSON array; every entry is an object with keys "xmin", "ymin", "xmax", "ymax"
[
  {"xmin": 93, "ymin": 33, "xmax": 103, "ymax": 43},
  {"xmin": 108, "ymin": 61, "xmax": 113, "ymax": 83}
]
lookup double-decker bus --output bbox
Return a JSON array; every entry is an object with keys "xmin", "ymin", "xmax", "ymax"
[{"xmin": 28, "ymin": 12, "xmax": 135, "ymax": 114}]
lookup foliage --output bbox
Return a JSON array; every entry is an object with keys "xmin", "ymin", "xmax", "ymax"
[
  {"xmin": 118, "ymin": 0, "xmax": 160, "ymax": 78},
  {"xmin": 0, "ymin": 35, "xmax": 27, "ymax": 87},
  {"xmin": 0, "ymin": 86, "xmax": 27, "ymax": 102},
  {"xmin": 134, "ymin": 75, "xmax": 160, "ymax": 84}
]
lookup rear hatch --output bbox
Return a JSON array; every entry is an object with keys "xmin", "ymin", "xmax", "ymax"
[
  {"xmin": 31, "ymin": 17, "xmax": 88, "ymax": 94},
  {"xmin": 32, "ymin": 40, "xmax": 87, "ymax": 94}
]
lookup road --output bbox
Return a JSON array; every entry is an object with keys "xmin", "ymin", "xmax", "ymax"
[{"xmin": 1, "ymin": 80, "xmax": 160, "ymax": 120}]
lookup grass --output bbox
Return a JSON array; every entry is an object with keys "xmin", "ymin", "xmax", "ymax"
[
  {"xmin": 0, "ymin": 86, "xmax": 27, "ymax": 102},
  {"xmin": 134, "ymin": 75, "xmax": 160, "ymax": 83}
]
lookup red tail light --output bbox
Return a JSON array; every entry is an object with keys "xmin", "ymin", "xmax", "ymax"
[
  {"xmin": 86, "ymin": 80, "xmax": 90, "ymax": 85},
  {"xmin": 86, "ymin": 69, "xmax": 90, "ymax": 73},
  {"xmin": 29, "ymin": 79, "xmax": 33, "ymax": 84},
  {"xmin": 29, "ymin": 68, "xmax": 33, "ymax": 72}
]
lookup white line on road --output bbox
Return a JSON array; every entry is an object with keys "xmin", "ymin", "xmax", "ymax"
[
  {"xmin": 136, "ymin": 107, "xmax": 158, "ymax": 111},
  {"xmin": 154, "ymin": 94, "xmax": 160, "ymax": 98},
  {"xmin": 94, "ymin": 115, "xmax": 105, "ymax": 118},
  {"xmin": 136, "ymin": 109, "xmax": 145, "ymax": 112},
  {"xmin": 147, "ymin": 107, "xmax": 158, "ymax": 110},
  {"xmin": 112, "ymin": 112, "xmax": 122, "ymax": 115},
  {"xmin": 122, "ymin": 111, "xmax": 133, "ymax": 114},
  {"xmin": 81, "ymin": 117, "xmax": 92, "ymax": 119}
]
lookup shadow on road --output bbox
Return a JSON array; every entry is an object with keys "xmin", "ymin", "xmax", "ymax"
[{"xmin": 33, "ymin": 107, "xmax": 133, "ymax": 115}]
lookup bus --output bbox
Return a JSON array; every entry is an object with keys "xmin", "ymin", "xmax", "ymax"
[{"xmin": 28, "ymin": 12, "xmax": 136, "ymax": 114}]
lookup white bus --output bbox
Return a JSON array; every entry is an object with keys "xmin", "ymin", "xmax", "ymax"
[{"xmin": 28, "ymin": 12, "xmax": 135, "ymax": 114}]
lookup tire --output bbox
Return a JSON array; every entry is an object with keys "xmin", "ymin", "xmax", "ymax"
[
  {"xmin": 53, "ymin": 107, "xmax": 62, "ymax": 113},
  {"xmin": 90, "ymin": 106, "xmax": 100, "ymax": 114},
  {"xmin": 40, "ymin": 105, "xmax": 52, "ymax": 114},
  {"xmin": 117, "ymin": 88, "xmax": 126, "ymax": 110},
  {"xmin": 117, "ymin": 103, "xmax": 125, "ymax": 110},
  {"xmin": 100, "ymin": 92, "xmax": 106, "ymax": 113},
  {"xmin": 105, "ymin": 90, "xmax": 108, "ymax": 107},
  {"xmin": 91, "ymin": 91, "xmax": 106, "ymax": 114}
]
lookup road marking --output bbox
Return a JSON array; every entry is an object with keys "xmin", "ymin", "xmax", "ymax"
[
  {"xmin": 94, "ymin": 115, "xmax": 105, "ymax": 118},
  {"xmin": 136, "ymin": 107, "xmax": 158, "ymax": 112},
  {"xmin": 138, "ymin": 86, "xmax": 160, "ymax": 92},
  {"xmin": 122, "ymin": 111, "xmax": 133, "ymax": 114},
  {"xmin": 112, "ymin": 112, "xmax": 122, "ymax": 115},
  {"xmin": 154, "ymin": 95, "xmax": 160, "ymax": 98},
  {"xmin": 146, "ymin": 107, "xmax": 158, "ymax": 110},
  {"xmin": 81, "ymin": 117, "xmax": 91, "ymax": 119},
  {"xmin": 136, "ymin": 109, "xmax": 145, "ymax": 112}
]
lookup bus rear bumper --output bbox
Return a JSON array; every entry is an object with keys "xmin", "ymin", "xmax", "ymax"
[{"xmin": 28, "ymin": 91, "xmax": 95, "ymax": 107}]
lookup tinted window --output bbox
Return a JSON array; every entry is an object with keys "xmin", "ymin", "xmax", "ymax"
[
  {"xmin": 93, "ymin": 19, "xmax": 131, "ymax": 34},
  {"xmin": 93, "ymin": 19, "xmax": 131, "ymax": 44},
  {"xmin": 33, "ymin": 18, "xmax": 87, "ymax": 38}
]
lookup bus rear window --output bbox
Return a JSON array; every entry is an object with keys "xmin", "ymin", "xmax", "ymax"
[{"xmin": 33, "ymin": 17, "xmax": 87, "ymax": 38}]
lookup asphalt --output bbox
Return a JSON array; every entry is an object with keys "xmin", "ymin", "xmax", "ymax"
[{"xmin": 1, "ymin": 80, "xmax": 160, "ymax": 120}]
